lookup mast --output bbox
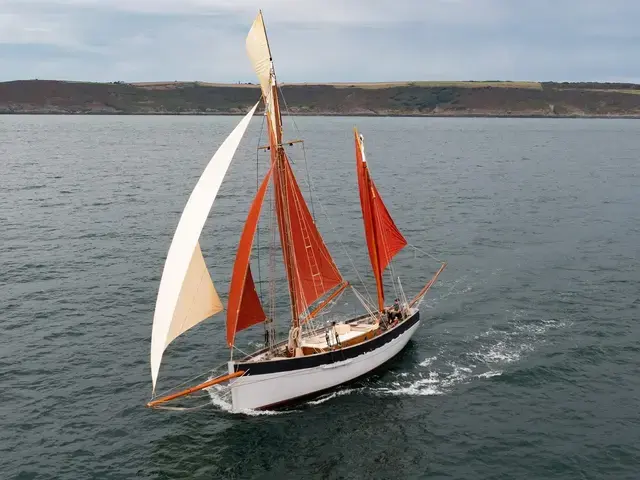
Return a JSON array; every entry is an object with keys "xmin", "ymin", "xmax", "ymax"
[
  {"xmin": 247, "ymin": 12, "xmax": 343, "ymax": 332},
  {"xmin": 270, "ymin": 96, "xmax": 301, "ymax": 328},
  {"xmin": 246, "ymin": 11, "xmax": 297, "ymax": 326},
  {"xmin": 365, "ymin": 162, "xmax": 385, "ymax": 312}
]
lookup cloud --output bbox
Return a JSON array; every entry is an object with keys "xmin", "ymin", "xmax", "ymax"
[{"xmin": 0, "ymin": 0, "xmax": 639, "ymax": 82}]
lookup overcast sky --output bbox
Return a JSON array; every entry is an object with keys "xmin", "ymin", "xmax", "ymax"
[{"xmin": 1, "ymin": 0, "xmax": 639, "ymax": 83}]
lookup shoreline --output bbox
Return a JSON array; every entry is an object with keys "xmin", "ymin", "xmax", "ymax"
[
  {"xmin": 3, "ymin": 79, "xmax": 640, "ymax": 119},
  {"xmin": 2, "ymin": 111, "xmax": 640, "ymax": 119}
]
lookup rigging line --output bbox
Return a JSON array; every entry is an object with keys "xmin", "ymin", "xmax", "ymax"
[
  {"xmin": 276, "ymin": 84, "xmax": 369, "ymax": 314},
  {"xmin": 256, "ymin": 112, "xmax": 266, "ymax": 301},
  {"xmin": 275, "ymin": 146, "xmax": 302, "ymax": 328},
  {"xmin": 268, "ymin": 183, "xmax": 277, "ymax": 327},
  {"xmin": 274, "ymin": 86, "xmax": 373, "ymax": 305},
  {"xmin": 151, "ymin": 401, "xmax": 214, "ymax": 412},
  {"xmin": 407, "ymin": 243, "xmax": 444, "ymax": 264},
  {"xmin": 372, "ymin": 195, "xmax": 400, "ymax": 303},
  {"xmin": 285, "ymin": 153, "xmax": 344, "ymax": 305},
  {"xmin": 351, "ymin": 286, "xmax": 377, "ymax": 321},
  {"xmin": 232, "ymin": 344, "xmax": 253, "ymax": 358},
  {"xmin": 315, "ymin": 195, "xmax": 374, "ymax": 306},
  {"xmin": 276, "ymin": 84, "xmax": 317, "ymax": 222},
  {"xmin": 150, "ymin": 362, "xmax": 228, "ymax": 400},
  {"xmin": 301, "ymin": 138, "xmax": 316, "ymax": 222}
]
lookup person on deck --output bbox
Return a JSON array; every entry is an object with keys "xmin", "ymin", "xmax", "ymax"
[{"xmin": 388, "ymin": 299, "xmax": 402, "ymax": 324}]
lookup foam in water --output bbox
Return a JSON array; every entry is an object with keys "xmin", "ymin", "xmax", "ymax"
[
  {"xmin": 419, "ymin": 356, "xmax": 437, "ymax": 367},
  {"xmin": 306, "ymin": 388, "xmax": 360, "ymax": 405},
  {"xmin": 371, "ymin": 310, "xmax": 569, "ymax": 398},
  {"xmin": 377, "ymin": 371, "xmax": 443, "ymax": 396},
  {"xmin": 205, "ymin": 385, "xmax": 298, "ymax": 416},
  {"xmin": 206, "ymin": 389, "xmax": 297, "ymax": 417}
]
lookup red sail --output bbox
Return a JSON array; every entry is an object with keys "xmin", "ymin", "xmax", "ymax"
[
  {"xmin": 226, "ymin": 166, "xmax": 273, "ymax": 346},
  {"xmin": 355, "ymin": 130, "xmax": 407, "ymax": 311},
  {"xmin": 274, "ymin": 152, "xmax": 344, "ymax": 320}
]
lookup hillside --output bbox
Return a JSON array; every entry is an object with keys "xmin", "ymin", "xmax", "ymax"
[{"xmin": 1, "ymin": 80, "xmax": 640, "ymax": 117}]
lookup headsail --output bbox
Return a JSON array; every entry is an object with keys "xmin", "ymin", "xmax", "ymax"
[
  {"xmin": 355, "ymin": 129, "xmax": 407, "ymax": 311},
  {"xmin": 150, "ymin": 101, "xmax": 260, "ymax": 392},
  {"xmin": 226, "ymin": 166, "xmax": 273, "ymax": 346}
]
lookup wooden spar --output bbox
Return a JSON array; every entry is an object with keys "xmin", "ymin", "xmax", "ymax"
[
  {"xmin": 270, "ymin": 82, "xmax": 300, "ymax": 329},
  {"xmin": 258, "ymin": 139, "xmax": 303, "ymax": 151},
  {"xmin": 146, "ymin": 370, "xmax": 245, "ymax": 408},
  {"xmin": 355, "ymin": 130, "xmax": 385, "ymax": 313},
  {"xmin": 304, "ymin": 281, "xmax": 349, "ymax": 322},
  {"xmin": 408, "ymin": 262, "xmax": 447, "ymax": 308},
  {"xmin": 366, "ymin": 170, "xmax": 385, "ymax": 313}
]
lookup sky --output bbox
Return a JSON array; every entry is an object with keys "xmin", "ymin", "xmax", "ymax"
[{"xmin": 1, "ymin": 0, "xmax": 639, "ymax": 83}]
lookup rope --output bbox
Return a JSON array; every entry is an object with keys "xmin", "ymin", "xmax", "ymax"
[
  {"xmin": 275, "ymin": 84, "xmax": 373, "ymax": 305},
  {"xmin": 288, "ymin": 326, "xmax": 301, "ymax": 353},
  {"xmin": 301, "ymin": 141, "xmax": 316, "ymax": 222},
  {"xmin": 150, "ymin": 363, "xmax": 228, "ymax": 400},
  {"xmin": 408, "ymin": 243, "xmax": 445, "ymax": 264},
  {"xmin": 151, "ymin": 401, "xmax": 214, "ymax": 412},
  {"xmin": 232, "ymin": 344, "xmax": 253, "ymax": 359},
  {"xmin": 256, "ymin": 114, "xmax": 266, "ymax": 301},
  {"xmin": 351, "ymin": 286, "xmax": 378, "ymax": 321}
]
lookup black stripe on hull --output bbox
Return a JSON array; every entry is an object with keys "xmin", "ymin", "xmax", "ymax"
[{"xmin": 233, "ymin": 310, "xmax": 420, "ymax": 377}]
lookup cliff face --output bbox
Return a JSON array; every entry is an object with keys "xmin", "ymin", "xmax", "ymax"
[{"xmin": 2, "ymin": 80, "xmax": 640, "ymax": 117}]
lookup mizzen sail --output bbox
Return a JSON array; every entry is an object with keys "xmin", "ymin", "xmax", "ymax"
[
  {"xmin": 150, "ymin": 101, "xmax": 260, "ymax": 392},
  {"xmin": 355, "ymin": 129, "xmax": 407, "ymax": 311}
]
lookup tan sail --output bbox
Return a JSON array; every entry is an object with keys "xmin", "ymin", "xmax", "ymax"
[{"xmin": 164, "ymin": 242, "xmax": 223, "ymax": 348}]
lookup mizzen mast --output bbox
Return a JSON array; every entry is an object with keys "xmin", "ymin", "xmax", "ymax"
[{"xmin": 355, "ymin": 129, "xmax": 408, "ymax": 312}]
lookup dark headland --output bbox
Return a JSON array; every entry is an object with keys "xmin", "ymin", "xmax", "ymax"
[{"xmin": 2, "ymin": 79, "xmax": 640, "ymax": 117}]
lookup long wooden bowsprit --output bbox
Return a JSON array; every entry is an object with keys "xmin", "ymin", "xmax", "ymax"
[{"xmin": 146, "ymin": 370, "xmax": 245, "ymax": 408}]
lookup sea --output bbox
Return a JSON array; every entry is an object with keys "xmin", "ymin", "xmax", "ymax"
[{"xmin": 1, "ymin": 114, "xmax": 639, "ymax": 479}]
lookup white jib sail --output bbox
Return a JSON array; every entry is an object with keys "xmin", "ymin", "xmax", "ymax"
[{"xmin": 150, "ymin": 101, "xmax": 260, "ymax": 393}]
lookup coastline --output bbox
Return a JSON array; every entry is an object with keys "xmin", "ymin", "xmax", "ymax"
[
  {"xmin": 2, "ymin": 111, "xmax": 639, "ymax": 119},
  {"xmin": 3, "ymin": 79, "xmax": 640, "ymax": 119}
]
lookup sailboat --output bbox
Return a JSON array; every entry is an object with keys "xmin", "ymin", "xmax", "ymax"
[{"xmin": 146, "ymin": 11, "xmax": 446, "ymax": 412}]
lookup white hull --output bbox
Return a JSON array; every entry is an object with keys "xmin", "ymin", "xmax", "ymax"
[{"xmin": 228, "ymin": 319, "xmax": 421, "ymax": 411}]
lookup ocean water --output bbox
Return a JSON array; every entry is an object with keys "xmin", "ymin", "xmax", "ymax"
[{"xmin": 1, "ymin": 114, "xmax": 639, "ymax": 479}]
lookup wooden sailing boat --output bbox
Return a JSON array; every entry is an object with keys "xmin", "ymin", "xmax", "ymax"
[{"xmin": 147, "ymin": 11, "xmax": 446, "ymax": 412}]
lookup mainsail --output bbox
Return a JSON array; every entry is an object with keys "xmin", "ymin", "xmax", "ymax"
[
  {"xmin": 277, "ymin": 152, "xmax": 343, "ymax": 320},
  {"xmin": 355, "ymin": 129, "xmax": 407, "ymax": 311},
  {"xmin": 150, "ymin": 101, "xmax": 260, "ymax": 392}
]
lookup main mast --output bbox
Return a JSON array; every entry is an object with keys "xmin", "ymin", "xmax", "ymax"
[
  {"xmin": 249, "ymin": 11, "xmax": 302, "ymax": 329},
  {"xmin": 246, "ymin": 12, "xmax": 345, "ymax": 351},
  {"xmin": 269, "ymin": 82, "xmax": 301, "ymax": 328}
]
